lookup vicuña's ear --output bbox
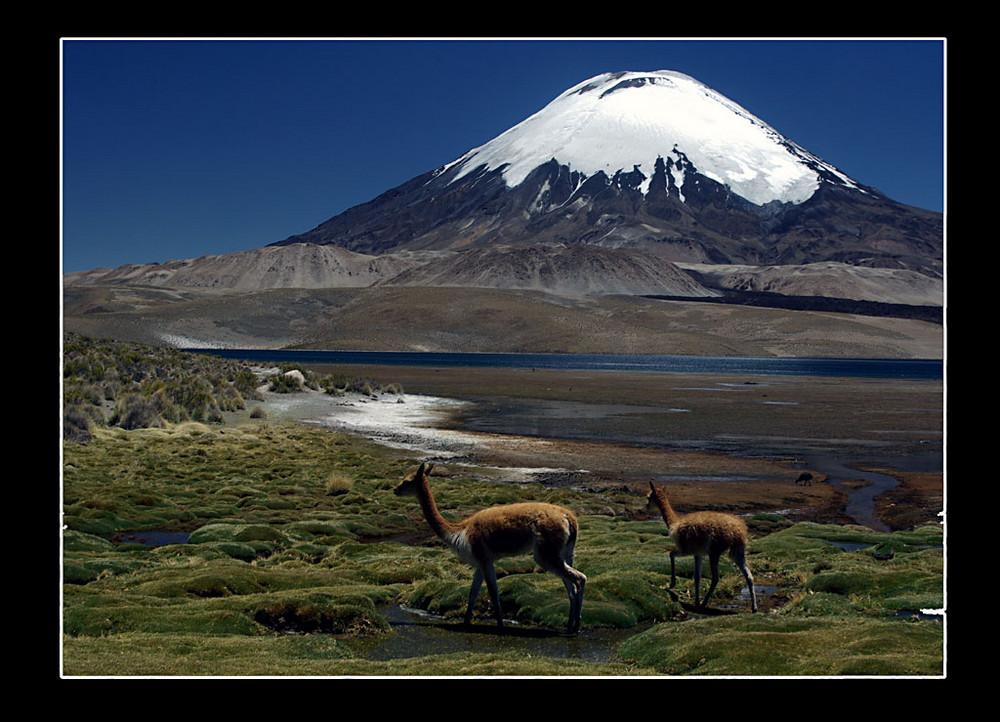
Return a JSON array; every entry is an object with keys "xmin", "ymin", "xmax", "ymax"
[
  {"xmin": 649, "ymin": 481, "xmax": 656, "ymax": 492},
  {"xmin": 426, "ymin": 464, "xmax": 435, "ymax": 476}
]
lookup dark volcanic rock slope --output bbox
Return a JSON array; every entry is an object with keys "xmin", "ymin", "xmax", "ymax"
[{"xmin": 381, "ymin": 243, "xmax": 719, "ymax": 297}]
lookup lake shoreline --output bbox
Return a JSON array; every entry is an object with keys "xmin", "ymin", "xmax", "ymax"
[{"xmin": 196, "ymin": 348, "xmax": 943, "ymax": 380}]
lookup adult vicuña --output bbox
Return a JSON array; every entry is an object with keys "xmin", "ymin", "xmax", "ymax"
[
  {"xmin": 393, "ymin": 463, "xmax": 586, "ymax": 633},
  {"xmin": 646, "ymin": 481, "xmax": 757, "ymax": 612}
]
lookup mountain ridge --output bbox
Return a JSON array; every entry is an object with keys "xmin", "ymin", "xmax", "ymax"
[{"xmin": 64, "ymin": 240, "xmax": 943, "ymax": 307}]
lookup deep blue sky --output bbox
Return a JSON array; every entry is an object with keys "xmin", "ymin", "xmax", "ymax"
[{"xmin": 61, "ymin": 38, "xmax": 945, "ymax": 273}]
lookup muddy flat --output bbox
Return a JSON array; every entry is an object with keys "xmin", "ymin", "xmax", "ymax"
[{"xmin": 290, "ymin": 363, "xmax": 943, "ymax": 530}]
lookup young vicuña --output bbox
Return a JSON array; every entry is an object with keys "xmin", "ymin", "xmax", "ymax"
[{"xmin": 646, "ymin": 481, "xmax": 757, "ymax": 612}]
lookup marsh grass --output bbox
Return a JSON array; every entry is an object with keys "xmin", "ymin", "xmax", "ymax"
[
  {"xmin": 61, "ymin": 633, "xmax": 649, "ymax": 676},
  {"xmin": 619, "ymin": 615, "xmax": 942, "ymax": 675},
  {"xmin": 62, "ymin": 357, "xmax": 944, "ymax": 676}
]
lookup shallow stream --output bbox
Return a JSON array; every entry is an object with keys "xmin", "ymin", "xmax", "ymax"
[{"xmin": 803, "ymin": 452, "xmax": 942, "ymax": 531}]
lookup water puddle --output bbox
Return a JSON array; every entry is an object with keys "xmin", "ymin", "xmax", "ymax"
[
  {"xmin": 344, "ymin": 605, "xmax": 638, "ymax": 663},
  {"xmin": 894, "ymin": 609, "xmax": 944, "ymax": 622},
  {"xmin": 737, "ymin": 584, "xmax": 775, "ymax": 604},
  {"xmin": 829, "ymin": 541, "xmax": 872, "ymax": 552}
]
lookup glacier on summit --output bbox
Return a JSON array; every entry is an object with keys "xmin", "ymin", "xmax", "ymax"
[{"xmin": 444, "ymin": 70, "xmax": 864, "ymax": 207}]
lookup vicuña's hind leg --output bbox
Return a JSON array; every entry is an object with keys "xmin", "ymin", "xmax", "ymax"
[
  {"xmin": 559, "ymin": 566, "xmax": 586, "ymax": 633},
  {"xmin": 537, "ymin": 545, "xmax": 587, "ymax": 634},
  {"xmin": 482, "ymin": 561, "xmax": 504, "ymax": 627},
  {"xmin": 564, "ymin": 545, "xmax": 586, "ymax": 633},
  {"xmin": 692, "ymin": 555, "xmax": 704, "ymax": 607}
]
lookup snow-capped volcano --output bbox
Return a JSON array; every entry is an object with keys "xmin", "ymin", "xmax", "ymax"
[
  {"xmin": 275, "ymin": 70, "xmax": 942, "ymax": 278},
  {"xmin": 444, "ymin": 70, "xmax": 862, "ymax": 207}
]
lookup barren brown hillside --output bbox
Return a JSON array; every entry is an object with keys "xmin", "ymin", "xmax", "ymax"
[{"xmin": 62, "ymin": 283, "xmax": 943, "ymax": 359}]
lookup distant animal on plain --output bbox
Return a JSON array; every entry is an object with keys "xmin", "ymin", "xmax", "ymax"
[{"xmin": 795, "ymin": 472, "xmax": 814, "ymax": 486}]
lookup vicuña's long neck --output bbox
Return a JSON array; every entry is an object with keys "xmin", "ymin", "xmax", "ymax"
[
  {"xmin": 416, "ymin": 476, "xmax": 462, "ymax": 539},
  {"xmin": 652, "ymin": 488, "xmax": 681, "ymax": 528}
]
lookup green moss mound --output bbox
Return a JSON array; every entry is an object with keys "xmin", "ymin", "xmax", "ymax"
[{"xmin": 619, "ymin": 616, "xmax": 943, "ymax": 676}]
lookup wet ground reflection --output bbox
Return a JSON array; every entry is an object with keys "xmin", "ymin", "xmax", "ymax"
[{"xmin": 344, "ymin": 587, "xmax": 774, "ymax": 663}]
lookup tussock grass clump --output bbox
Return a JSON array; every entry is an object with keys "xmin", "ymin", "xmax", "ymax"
[
  {"xmin": 318, "ymin": 373, "xmax": 403, "ymax": 397},
  {"xmin": 325, "ymin": 473, "xmax": 355, "ymax": 496},
  {"xmin": 109, "ymin": 394, "xmax": 166, "ymax": 430},
  {"xmin": 63, "ymin": 403, "xmax": 102, "ymax": 443},
  {"xmin": 268, "ymin": 372, "xmax": 305, "ymax": 393},
  {"xmin": 63, "ymin": 333, "xmax": 264, "ymax": 435}
]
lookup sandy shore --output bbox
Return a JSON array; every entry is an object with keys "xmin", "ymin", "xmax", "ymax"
[{"xmin": 264, "ymin": 389, "xmax": 592, "ymax": 483}]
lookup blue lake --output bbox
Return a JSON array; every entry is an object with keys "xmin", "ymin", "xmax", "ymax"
[{"xmin": 190, "ymin": 349, "xmax": 942, "ymax": 380}]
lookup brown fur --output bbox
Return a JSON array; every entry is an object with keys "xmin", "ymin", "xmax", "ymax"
[
  {"xmin": 394, "ymin": 463, "xmax": 586, "ymax": 632},
  {"xmin": 646, "ymin": 481, "xmax": 757, "ymax": 612}
]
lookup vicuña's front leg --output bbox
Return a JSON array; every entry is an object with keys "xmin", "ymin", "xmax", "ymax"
[
  {"xmin": 465, "ymin": 568, "xmax": 484, "ymax": 625},
  {"xmin": 669, "ymin": 549, "xmax": 678, "ymax": 588}
]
